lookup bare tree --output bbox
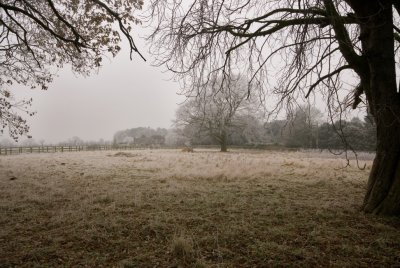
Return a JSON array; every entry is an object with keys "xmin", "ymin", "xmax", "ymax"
[
  {"xmin": 175, "ymin": 75, "xmax": 261, "ymax": 152},
  {"xmin": 283, "ymin": 105, "xmax": 322, "ymax": 148},
  {"xmin": 147, "ymin": 0, "xmax": 400, "ymax": 215},
  {"xmin": 0, "ymin": 0, "xmax": 145, "ymax": 140}
]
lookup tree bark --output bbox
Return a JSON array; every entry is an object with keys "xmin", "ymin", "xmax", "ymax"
[
  {"xmin": 363, "ymin": 117, "xmax": 400, "ymax": 215},
  {"xmin": 219, "ymin": 131, "xmax": 228, "ymax": 152},
  {"xmin": 220, "ymin": 142, "xmax": 228, "ymax": 152},
  {"xmin": 351, "ymin": 0, "xmax": 400, "ymax": 215}
]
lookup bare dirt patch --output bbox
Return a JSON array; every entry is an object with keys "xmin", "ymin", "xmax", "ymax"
[
  {"xmin": 0, "ymin": 149, "xmax": 399, "ymax": 267},
  {"xmin": 111, "ymin": 152, "xmax": 139, "ymax": 157}
]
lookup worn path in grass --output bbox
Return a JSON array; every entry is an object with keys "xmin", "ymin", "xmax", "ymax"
[{"xmin": 0, "ymin": 149, "xmax": 399, "ymax": 267}]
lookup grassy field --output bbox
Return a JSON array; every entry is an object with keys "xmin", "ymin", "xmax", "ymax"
[{"xmin": 0, "ymin": 149, "xmax": 399, "ymax": 267}]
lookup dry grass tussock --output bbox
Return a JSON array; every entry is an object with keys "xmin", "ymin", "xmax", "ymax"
[{"xmin": 0, "ymin": 149, "xmax": 399, "ymax": 267}]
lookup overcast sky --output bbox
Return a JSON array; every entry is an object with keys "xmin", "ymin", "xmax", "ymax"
[{"xmin": 8, "ymin": 28, "xmax": 184, "ymax": 144}]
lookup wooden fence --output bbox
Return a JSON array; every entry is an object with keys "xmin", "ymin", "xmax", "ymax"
[
  {"xmin": 0, "ymin": 145, "xmax": 149, "ymax": 156},
  {"xmin": 0, "ymin": 143, "xmax": 307, "ymax": 156}
]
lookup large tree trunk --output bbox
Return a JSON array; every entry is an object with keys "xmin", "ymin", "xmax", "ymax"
[
  {"xmin": 363, "ymin": 110, "xmax": 400, "ymax": 215},
  {"xmin": 353, "ymin": 0, "xmax": 400, "ymax": 215},
  {"xmin": 220, "ymin": 132, "xmax": 228, "ymax": 152}
]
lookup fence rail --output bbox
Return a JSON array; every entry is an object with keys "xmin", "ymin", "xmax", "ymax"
[
  {"xmin": 0, "ymin": 144, "xmax": 343, "ymax": 156},
  {"xmin": 0, "ymin": 145, "xmax": 151, "ymax": 156}
]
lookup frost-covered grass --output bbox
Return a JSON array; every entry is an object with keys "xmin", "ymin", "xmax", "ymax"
[{"xmin": 0, "ymin": 149, "xmax": 399, "ymax": 267}]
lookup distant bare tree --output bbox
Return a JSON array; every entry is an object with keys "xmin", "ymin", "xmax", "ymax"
[
  {"xmin": 67, "ymin": 136, "xmax": 83, "ymax": 146},
  {"xmin": 175, "ymin": 75, "xmax": 261, "ymax": 152},
  {"xmin": 39, "ymin": 139, "xmax": 45, "ymax": 147},
  {"xmin": 0, "ymin": 0, "xmax": 144, "ymax": 140},
  {"xmin": 283, "ymin": 105, "xmax": 322, "ymax": 148},
  {"xmin": 147, "ymin": 1, "xmax": 400, "ymax": 215}
]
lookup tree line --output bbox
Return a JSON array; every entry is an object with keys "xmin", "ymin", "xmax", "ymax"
[
  {"xmin": 174, "ymin": 106, "xmax": 376, "ymax": 152},
  {"xmin": 109, "ymin": 107, "xmax": 376, "ymax": 153}
]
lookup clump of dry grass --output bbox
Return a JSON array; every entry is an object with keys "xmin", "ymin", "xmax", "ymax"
[
  {"xmin": 172, "ymin": 236, "xmax": 193, "ymax": 258},
  {"xmin": 0, "ymin": 149, "xmax": 399, "ymax": 267},
  {"xmin": 171, "ymin": 235, "xmax": 195, "ymax": 264}
]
